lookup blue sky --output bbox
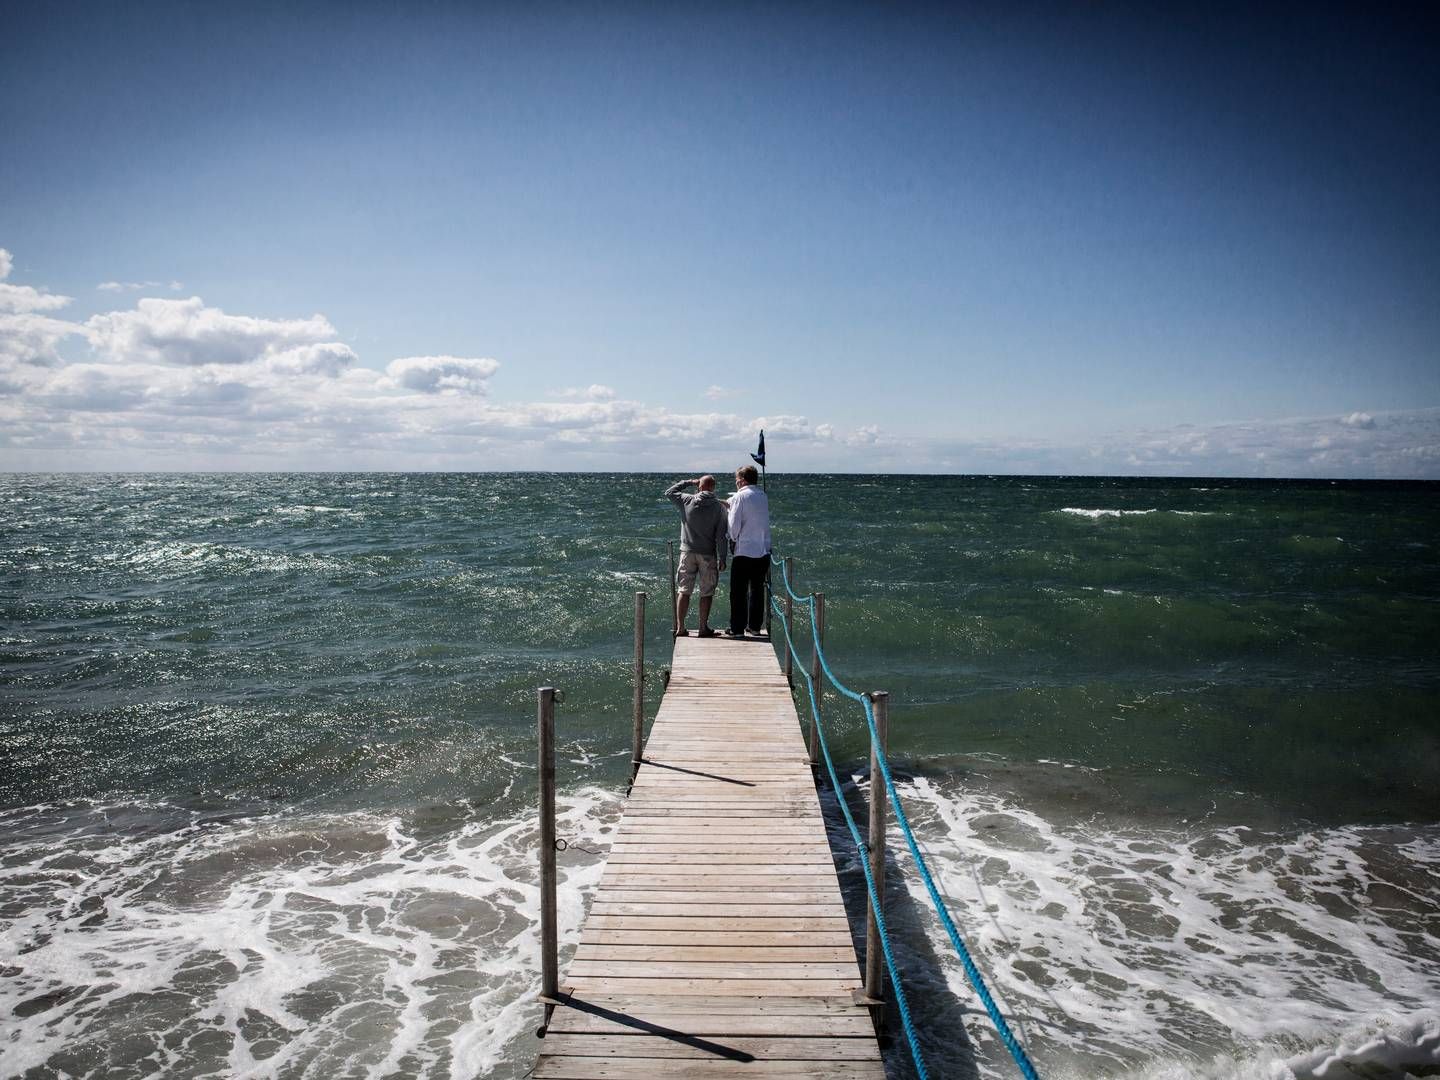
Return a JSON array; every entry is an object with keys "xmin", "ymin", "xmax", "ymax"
[{"xmin": 2, "ymin": 2, "xmax": 1437, "ymax": 475}]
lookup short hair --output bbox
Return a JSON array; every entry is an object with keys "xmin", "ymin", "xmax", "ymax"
[{"xmin": 736, "ymin": 464, "xmax": 759, "ymax": 485}]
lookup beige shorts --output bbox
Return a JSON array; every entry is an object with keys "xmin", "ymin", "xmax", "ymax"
[{"xmin": 676, "ymin": 551, "xmax": 720, "ymax": 597}]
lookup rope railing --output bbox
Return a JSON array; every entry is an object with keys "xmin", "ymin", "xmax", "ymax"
[
  {"xmin": 769, "ymin": 592, "xmax": 932, "ymax": 1077},
  {"xmin": 773, "ymin": 558, "xmax": 1041, "ymax": 1080}
]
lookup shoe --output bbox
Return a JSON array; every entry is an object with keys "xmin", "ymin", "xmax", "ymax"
[
  {"xmin": 675, "ymin": 628, "xmax": 690, "ymax": 637},
  {"xmin": 723, "ymin": 629, "xmax": 744, "ymax": 638},
  {"xmin": 697, "ymin": 627, "xmax": 716, "ymax": 638}
]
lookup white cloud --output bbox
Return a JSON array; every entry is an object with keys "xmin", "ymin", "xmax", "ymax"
[
  {"xmin": 0, "ymin": 248, "xmax": 72, "ymax": 314},
  {"xmin": 705, "ymin": 385, "xmax": 740, "ymax": 401},
  {"xmin": 554, "ymin": 384, "xmax": 617, "ymax": 401},
  {"xmin": 385, "ymin": 355, "xmax": 500, "ymax": 395},
  {"xmin": 1341, "ymin": 411, "xmax": 1376, "ymax": 429},
  {"xmin": 86, "ymin": 297, "xmax": 340, "ymax": 367},
  {"xmin": 1, "ymin": 252, "xmax": 823, "ymax": 469},
  {"xmin": 98, "ymin": 280, "xmax": 185, "ymax": 293},
  {"xmin": 919, "ymin": 410, "xmax": 1440, "ymax": 479}
]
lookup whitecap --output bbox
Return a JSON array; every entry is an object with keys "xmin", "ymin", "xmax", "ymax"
[{"xmin": 0, "ymin": 790, "xmax": 621, "ymax": 1078}]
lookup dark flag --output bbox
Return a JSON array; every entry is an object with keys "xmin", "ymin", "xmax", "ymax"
[{"xmin": 750, "ymin": 430, "xmax": 765, "ymax": 468}]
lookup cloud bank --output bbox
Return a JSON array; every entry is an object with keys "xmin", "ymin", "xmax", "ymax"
[
  {"xmin": 1, "ymin": 247, "xmax": 1436, "ymax": 476},
  {"xmin": 0, "ymin": 248, "xmax": 826, "ymax": 471}
]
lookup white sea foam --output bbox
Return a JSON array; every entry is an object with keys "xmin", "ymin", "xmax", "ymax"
[
  {"xmin": 0, "ymin": 789, "xmax": 620, "ymax": 1079},
  {"xmin": 1061, "ymin": 507, "xmax": 1159, "ymax": 518},
  {"xmin": 1058, "ymin": 508, "xmax": 1216, "ymax": 519},
  {"xmin": 112, "ymin": 540, "xmax": 375, "ymax": 579},
  {"xmin": 873, "ymin": 775, "xmax": 1440, "ymax": 1079}
]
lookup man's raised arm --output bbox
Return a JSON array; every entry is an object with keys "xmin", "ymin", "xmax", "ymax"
[{"xmin": 664, "ymin": 478, "xmax": 692, "ymax": 508}]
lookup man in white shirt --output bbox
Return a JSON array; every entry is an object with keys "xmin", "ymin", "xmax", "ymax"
[{"xmin": 725, "ymin": 464, "xmax": 772, "ymax": 638}]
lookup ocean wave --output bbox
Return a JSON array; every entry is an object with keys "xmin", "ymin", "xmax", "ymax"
[
  {"xmin": 879, "ymin": 774, "xmax": 1440, "ymax": 1078},
  {"xmin": 108, "ymin": 540, "xmax": 373, "ymax": 580},
  {"xmin": 1059, "ymin": 507, "xmax": 1216, "ymax": 518},
  {"xmin": 0, "ymin": 790, "xmax": 621, "ymax": 1079}
]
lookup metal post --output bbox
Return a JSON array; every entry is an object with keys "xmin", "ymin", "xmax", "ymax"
[
  {"xmin": 666, "ymin": 540, "xmax": 678, "ymax": 638},
  {"xmin": 538, "ymin": 686, "xmax": 559, "ymax": 1004},
  {"xmin": 632, "ymin": 592, "xmax": 645, "ymax": 781},
  {"xmin": 864, "ymin": 691, "xmax": 890, "ymax": 1016},
  {"xmin": 783, "ymin": 557, "xmax": 794, "ymax": 684},
  {"xmin": 808, "ymin": 592, "xmax": 824, "ymax": 767}
]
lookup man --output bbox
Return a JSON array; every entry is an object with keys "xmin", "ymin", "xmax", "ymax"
[
  {"xmin": 664, "ymin": 474, "xmax": 729, "ymax": 638},
  {"xmin": 725, "ymin": 464, "xmax": 771, "ymax": 638}
]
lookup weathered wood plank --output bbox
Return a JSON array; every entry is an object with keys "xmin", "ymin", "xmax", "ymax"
[
  {"xmin": 564, "ymin": 977, "xmax": 863, "ymax": 996},
  {"xmin": 539, "ymin": 1034, "xmax": 881, "ymax": 1061},
  {"xmin": 567, "ymin": 960, "xmax": 860, "ymax": 980},
  {"xmin": 604, "ymin": 858, "xmax": 835, "ymax": 867},
  {"xmin": 546, "ymin": 1009, "xmax": 873, "ymax": 1038},
  {"xmin": 579, "ymin": 930, "xmax": 856, "ymax": 948},
  {"xmin": 535, "ymin": 1059, "xmax": 885, "ymax": 1078},
  {"xmin": 551, "ymin": 994, "xmax": 866, "ymax": 1013},
  {"xmin": 591, "ymin": 903, "xmax": 846, "ymax": 917},
  {"xmin": 573, "ymin": 944, "xmax": 857, "ymax": 963},
  {"xmin": 583, "ymin": 915, "xmax": 851, "ymax": 932}
]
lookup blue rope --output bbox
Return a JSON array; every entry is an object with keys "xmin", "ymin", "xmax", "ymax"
[
  {"xmin": 796, "ymin": 594, "xmax": 1042, "ymax": 1080},
  {"xmin": 768, "ymin": 594, "xmax": 931, "ymax": 1080},
  {"xmin": 777, "ymin": 558, "xmax": 813, "ymax": 605}
]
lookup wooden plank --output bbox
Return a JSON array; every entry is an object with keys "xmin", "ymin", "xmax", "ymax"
[
  {"xmin": 564, "ymin": 978, "xmax": 863, "ymax": 996},
  {"xmin": 605, "ymin": 858, "xmax": 835, "ymax": 866},
  {"xmin": 595, "ymin": 879, "xmax": 842, "ymax": 890},
  {"xmin": 573, "ymin": 945, "xmax": 857, "ymax": 963},
  {"xmin": 535, "ymin": 1058, "xmax": 884, "ymax": 1078},
  {"xmin": 539, "ymin": 1034, "xmax": 881, "ymax": 1060},
  {"xmin": 594, "ymin": 890, "xmax": 843, "ymax": 903},
  {"xmin": 590, "ymin": 903, "xmax": 846, "ymax": 917},
  {"xmin": 566, "ymin": 960, "xmax": 860, "ymax": 980},
  {"xmin": 584, "ymin": 915, "xmax": 851, "ymax": 932},
  {"xmin": 546, "ymin": 1009, "xmax": 873, "ymax": 1038},
  {"xmin": 579, "ymin": 930, "xmax": 856, "ymax": 948}
]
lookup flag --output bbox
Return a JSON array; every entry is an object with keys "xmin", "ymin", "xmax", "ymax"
[{"xmin": 750, "ymin": 430, "xmax": 765, "ymax": 467}]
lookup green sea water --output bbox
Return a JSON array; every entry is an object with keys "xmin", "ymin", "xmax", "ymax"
[{"xmin": 2, "ymin": 473, "xmax": 1437, "ymax": 1079}]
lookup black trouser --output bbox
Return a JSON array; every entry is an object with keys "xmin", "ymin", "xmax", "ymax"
[{"xmin": 729, "ymin": 553, "xmax": 771, "ymax": 634}]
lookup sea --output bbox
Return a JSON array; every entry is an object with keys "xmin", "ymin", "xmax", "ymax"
[{"xmin": 1, "ymin": 472, "xmax": 1437, "ymax": 1080}]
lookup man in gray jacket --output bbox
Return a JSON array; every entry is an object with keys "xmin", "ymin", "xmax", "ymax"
[{"xmin": 664, "ymin": 475, "xmax": 729, "ymax": 637}]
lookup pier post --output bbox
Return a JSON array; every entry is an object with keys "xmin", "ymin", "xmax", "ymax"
[
  {"xmin": 632, "ymin": 592, "xmax": 645, "ymax": 782},
  {"xmin": 783, "ymin": 557, "xmax": 794, "ymax": 684},
  {"xmin": 809, "ymin": 592, "xmax": 825, "ymax": 767},
  {"xmin": 864, "ymin": 690, "xmax": 890, "ymax": 1024},
  {"xmin": 538, "ymin": 686, "xmax": 560, "ymax": 1006},
  {"xmin": 666, "ymin": 541, "xmax": 678, "ymax": 638}
]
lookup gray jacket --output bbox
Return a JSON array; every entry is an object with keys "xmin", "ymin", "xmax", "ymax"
[{"xmin": 665, "ymin": 481, "xmax": 729, "ymax": 565}]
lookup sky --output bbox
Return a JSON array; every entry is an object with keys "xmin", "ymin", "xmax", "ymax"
[{"xmin": 2, "ymin": 2, "xmax": 1437, "ymax": 476}]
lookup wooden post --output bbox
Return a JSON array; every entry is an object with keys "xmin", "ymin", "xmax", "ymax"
[
  {"xmin": 808, "ymin": 592, "xmax": 824, "ymax": 767},
  {"xmin": 632, "ymin": 592, "xmax": 645, "ymax": 781},
  {"xmin": 538, "ymin": 686, "xmax": 559, "ymax": 1004},
  {"xmin": 783, "ymin": 557, "xmax": 794, "ymax": 684},
  {"xmin": 864, "ymin": 690, "xmax": 890, "ymax": 1018},
  {"xmin": 764, "ymin": 560, "xmax": 773, "ymax": 638},
  {"xmin": 666, "ymin": 541, "xmax": 678, "ymax": 638}
]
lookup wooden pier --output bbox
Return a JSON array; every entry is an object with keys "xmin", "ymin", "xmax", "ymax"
[{"xmin": 533, "ymin": 634, "xmax": 886, "ymax": 1078}]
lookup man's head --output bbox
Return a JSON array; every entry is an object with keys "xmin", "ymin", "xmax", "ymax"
[
  {"xmin": 698, "ymin": 475, "xmax": 716, "ymax": 492},
  {"xmin": 736, "ymin": 464, "xmax": 759, "ymax": 487}
]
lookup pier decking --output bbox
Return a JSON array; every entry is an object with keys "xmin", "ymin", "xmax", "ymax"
[{"xmin": 533, "ymin": 635, "xmax": 886, "ymax": 1078}]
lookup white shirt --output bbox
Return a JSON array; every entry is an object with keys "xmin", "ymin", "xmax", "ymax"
[{"xmin": 727, "ymin": 484, "xmax": 771, "ymax": 558}]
